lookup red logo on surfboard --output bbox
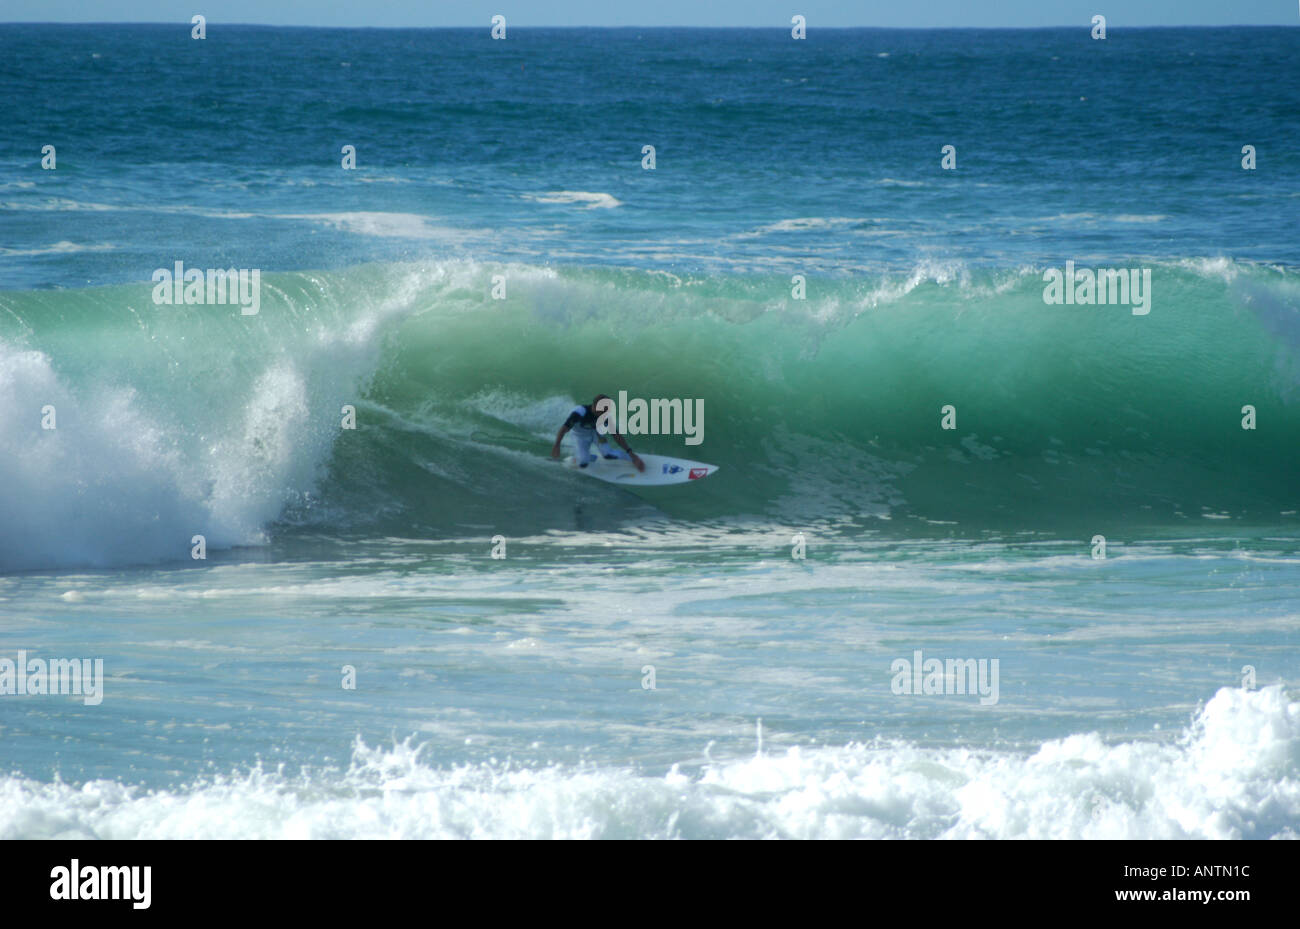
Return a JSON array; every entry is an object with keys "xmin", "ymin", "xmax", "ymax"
[{"xmin": 688, "ymin": 468, "xmax": 709, "ymax": 480}]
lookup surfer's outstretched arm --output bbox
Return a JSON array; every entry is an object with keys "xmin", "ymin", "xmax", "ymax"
[
  {"xmin": 550, "ymin": 424, "xmax": 570, "ymax": 459},
  {"xmin": 609, "ymin": 432, "xmax": 645, "ymax": 472}
]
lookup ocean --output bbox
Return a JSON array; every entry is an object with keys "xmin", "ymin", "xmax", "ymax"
[{"xmin": 0, "ymin": 24, "xmax": 1297, "ymax": 839}]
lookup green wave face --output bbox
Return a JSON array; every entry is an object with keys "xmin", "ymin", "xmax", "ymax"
[{"xmin": 1, "ymin": 258, "xmax": 1297, "ymax": 568}]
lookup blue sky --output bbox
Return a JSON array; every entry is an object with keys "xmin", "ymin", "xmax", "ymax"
[{"xmin": 0, "ymin": 0, "xmax": 1295, "ymax": 27}]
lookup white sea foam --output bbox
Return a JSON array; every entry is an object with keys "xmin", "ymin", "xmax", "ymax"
[
  {"xmin": 743, "ymin": 217, "xmax": 874, "ymax": 236},
  {"xmin": 1176, "ymin": 256, "xmax": 1241, "ymax": 281},
  {"xmin": 0, "ymin": 339, "xmax": 328, "ymax": 569},
  {"xmin": 1033, "ymin": 212, "xmax": 1166, "ymax": 226},
  {"xmin": 853, "ymin": 258, "xmax": 974, "ymax": 309},
  {"xmin": 0, "ymin": 197, "xmax": 121, "ymax": 213},
  {"xmin": 0, "ymin": 264, "xmax": 444, "ymax": 570},
  {"xmin": 0, "ymin": 199, "xmax": 454, "ymax": 241},
  {"xmin": 0, "ymin": 241, "xmax": 115, "ymax": 257},
  {"xmin": 3, "ymin": 685, "xmax": 1293, "ymax": 839},
  {"xmin": 0, "ymin": 344, "xmax": 224, "ymax": 570},
  {"xmin": 523, "ymin": 191, "xmax": 622, "ymax": 209},
  {"xmin": 274, "ymin": 211, "xmax": 454, "ymax": 239}
]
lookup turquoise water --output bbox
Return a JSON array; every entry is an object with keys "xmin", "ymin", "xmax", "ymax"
[{"xmin": 0, "ymin": 25, "xmax": 1297, "ymax": 838}]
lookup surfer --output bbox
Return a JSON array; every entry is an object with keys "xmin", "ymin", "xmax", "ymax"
[{"xmin": 551, "ymin": 394, "xmax": 645, "ymax": 471}]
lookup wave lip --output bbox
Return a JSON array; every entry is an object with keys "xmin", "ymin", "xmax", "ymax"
[{"xmin": 2, "ymin": 686, "xmax": 1295, "ymax": 839}]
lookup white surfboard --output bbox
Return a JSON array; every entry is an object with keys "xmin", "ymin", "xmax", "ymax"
[{"xmin": 564, "ymin": 453, "xmax": 720, "ymax": 486}]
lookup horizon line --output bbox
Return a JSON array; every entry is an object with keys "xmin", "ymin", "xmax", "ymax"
[{"xmin": 2, "ymin": 22, "xmax": 1297, "ymax": 30}]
